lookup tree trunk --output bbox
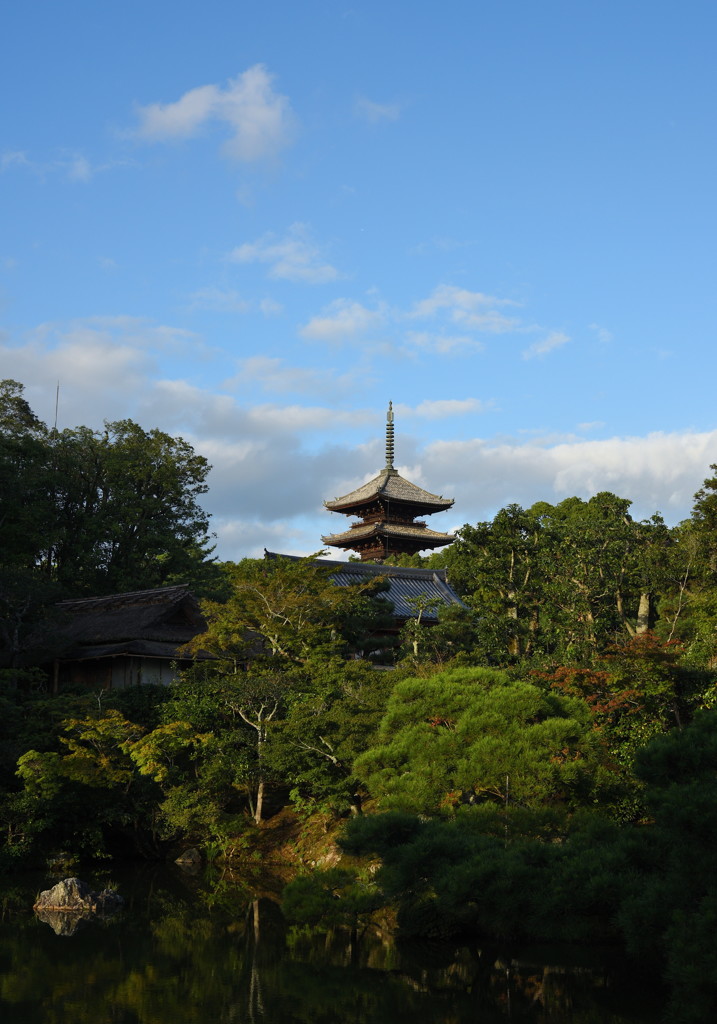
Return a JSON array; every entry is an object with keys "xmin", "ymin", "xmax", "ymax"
[
  {"xmin": 254, "ymin": 777, "xmax": 265, "ymax": 824},
  {"xmin": 616, "ymin": 590, "xmax": 636, "ymax": 637},
  {"xmin": 506, "ymin": 592, "xmax": 519, "ymax": 657},
  {"xmin": 636, "ymin": 592, "xmax": 652, "ymax": 634}
]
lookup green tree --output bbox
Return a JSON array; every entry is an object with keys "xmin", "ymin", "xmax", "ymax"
[
  {"xmin": 12, "ymin": 709, "xmax": 158, "ymax": 860},
  {"xmin": 355, "ymin": 667, "xmax": 611, "ymax": 815},
  {"xmin": 445, "ymin": 494, "xmax": 671, "ymax": 663},
  {"xmin": 537, "ymin": 493, "xmax": 666, "ymax": 658},
  {"xmin": 398, "ymin": 602, "xmax": 481, "ymax": 667},
  {"xmin": 0, "ymin": 380, "xmax": 52, "ymax": 573},
  {"xmin": 1, "ymin": 380, "xmax": 215, "ymax": 598},
  {"xmin": 660, "ymin": 466, "xmax": 717, "ymax": 667},
  {"xmin": 266, "ymin": 657, "xmax": 395, "ymax": 815},
  {"xmin": 443, "ymin": 504, "xmax": 544, "ymax": 660},
  {"xmin": 186, "ymin": 554, "xmax": 378, "ymax": 667},
  {"xmin": 46, "ymin": 419, "xmax": 213, "ymax": 593}
]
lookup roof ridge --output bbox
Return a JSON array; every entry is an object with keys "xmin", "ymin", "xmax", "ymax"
[
  {"xmin": 266, "ymin": 551, "xmax": 448, "ymax": 579},
  {"xmin": 58, "ymin": 584, "xmax": 190, "ymax": 609}
]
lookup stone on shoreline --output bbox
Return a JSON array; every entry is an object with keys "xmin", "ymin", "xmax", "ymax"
[
  {"xmin": 175, "ymin": 847, "xmax": 202, "ymax": 869},
  {"xmin": 34, "ymin": 877, "xmax": 123, "ymax": 914}
]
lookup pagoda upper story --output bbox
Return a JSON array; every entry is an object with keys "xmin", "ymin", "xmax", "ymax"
[{"xmin": 321, "ymin": 403, "xmax": 455, "ymax": 562}]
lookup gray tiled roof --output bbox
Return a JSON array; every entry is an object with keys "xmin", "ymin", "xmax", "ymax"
[
  {"xmin": 265, "ymin": 552, "xmax": 466, "ymax": 622},
  {"xmin": 324, "ymin": 468, "xmax": 453, "ymax": 511},
  {"xmin": 322, "ymin": 521, "xmax": 454, "ymax": 546}
]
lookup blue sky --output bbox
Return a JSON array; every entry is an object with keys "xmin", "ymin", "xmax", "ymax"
[{"xmin": 3, "ymin": 1, "xmax": 717, "ymax": 558}]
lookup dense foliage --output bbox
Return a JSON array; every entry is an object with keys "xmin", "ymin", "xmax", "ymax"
[
  {"xmin": 5, "ymin": 377, "xmax": 717, "ymax": 1015},
  {"xmin": 1, "ymin": 380, "xmax": 216, "ymax": 663}
]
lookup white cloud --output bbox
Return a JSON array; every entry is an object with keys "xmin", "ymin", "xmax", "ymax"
[
  {"xmin": 187, "ymin": 286, "xmax": 251, "ymax": 313},
  {"xmin": 212, "ymin": 517, "xmax": 314, "ymax": 560},
  {"xmin": 134, "ymin": 65, "xmax": 296, "ymax": 162},
  {"xmin": 300, "ymin": 299, "xmax": 384, "ymax": 341},
  {"xmin": 411, "ymin": 284, "xmax": 522, "ymax": 333},
  {"xmin": 186, "ymin": 289, "xmax": 283, "ymax": 315},
  {"xmin": 354, "ymin": 96, "xmax": 401, "ymax": 123},
  {"xmin": 67, "ymin": 155, "xmax": 93, "ymax": 182},
  {"xmin": 421, "ymin": 430, "xmax": 717, "ymax": 527},
  {"xmin": 1, "ymin": 149, "xmax": 122, "ymax": 183},
  {"xmin": 1, "ymin": 150, "xmax": 31, "ymax": 171},
  {"xmin": 405, "ymin": 330, "xmax": 484, "ymax": 354},
  {"xmin": 244, "ymin": 404, "xmax": 371, "ymax": 433},
  {"xmin": 405, "ymin": 399, "xmax": 487, "ymax": 419},
  {"xmin": 0, "ymin": 318, "xmax": 202, "ymax": 428},
  {"xmin": 226, "ymin": 356, "xmax": 360, "ymax": 397},
  {"xmin": 229, "ymin": 223, "xmax": 339, "ymax": 283},
  {"xmin": 522, "ymin": 331, "xmax": 570, "ymax": 359},
  {"xmin": 1, "ymin": 332, "xmax": 153, "ymax": 426},
  {"xmin": 6, "ymin": 318, "xmax": 714, "ymax": 564},
  {"xmin": 589, "ymin": 323, "xmax": 613, "ymax": 344},
  {"xmin": 259, "ymin": 297, "xmax": 283, "ymax": 316}
]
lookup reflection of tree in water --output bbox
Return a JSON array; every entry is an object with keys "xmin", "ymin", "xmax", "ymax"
[
  {"xmin": 248, "ymin": 900, "xmax": 264, "ymax": 1024},
  {"xmin": 0, "ymin": 874, "xmax": 661, "ymax": 1024}
]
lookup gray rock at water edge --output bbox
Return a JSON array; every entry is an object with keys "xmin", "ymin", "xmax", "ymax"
[
  {"xmin": 34, "ymin": 877, "xmax": 124, "ymax": 913},
  {"xmin": 175, "ymin": 848, "xmax": 202, "ymax": 868}
]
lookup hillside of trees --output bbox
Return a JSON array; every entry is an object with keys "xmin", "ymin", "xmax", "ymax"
[{"xmin": 3, "ymin": 378, "xmax": 717, "ymax": 1016}]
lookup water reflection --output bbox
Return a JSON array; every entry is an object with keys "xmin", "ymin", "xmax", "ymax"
[{"xmin": 0, "ymin": 869, "xmax": 662, "ymax": 1023}]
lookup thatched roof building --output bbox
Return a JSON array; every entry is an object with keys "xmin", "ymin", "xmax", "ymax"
[{"xmin": 51, "ymin": 585, "xmax": 207, "ymax": 691}]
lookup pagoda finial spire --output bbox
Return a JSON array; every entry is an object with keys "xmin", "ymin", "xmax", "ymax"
[{"xmin": 385, "ymin": 401, "xmax": 395, "ymax": 470}]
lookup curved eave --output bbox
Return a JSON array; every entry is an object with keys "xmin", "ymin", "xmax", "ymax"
[
  {"xmin": 322, "ymin": 522, "xmax": 455, "ymax": 549},
  {"xmin": 324, "ymin": 469, "xmax": 453, "ymax": 513},
  {"xmin": 325, "ymin": 496, "xmax": 454, "ymax": 515}
]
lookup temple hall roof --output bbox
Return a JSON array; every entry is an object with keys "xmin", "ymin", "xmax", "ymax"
[{"xmin": 265, "ymin": 552, "xmax": 466, "ymax": 622}]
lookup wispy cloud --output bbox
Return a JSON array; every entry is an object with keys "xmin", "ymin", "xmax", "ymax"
[
  {"xmin": 1, "ymin": 151, "xmax": 31, "ymax": 171},
  {"xmin": 522, "ymin": 331, "xmax": 570, "ymax": 359},
  {"xmin": 187, "ymin": 286, "xmax": 251, "ymax": 313},
  {"xmin": 67, "ymin": 155, "xmax": 94, "ymax": 182},
  {"xmin": 400, "ymin": 398, "xmax": 487, "ymax": 419},
  {"xmin": 228, "ymin": 223, "xmax": 339, "ymax": 283},
  {"xmin": 354, "ymin": 96, "xmax": 401, "ymax": 123},
  {"xmin": 405, "ymin": 330, "xmax": 484, "ymax": 354},
  {"xmin": 300, "ymin": 298, "xmax": 384, "ymax": 341},
  {"xmin": 411, "ymin": 284, "xmax": 522, "ymax": 333},
  {"xmin": 259, "ymin": 297, "xmax": 283, "ymax": 316},
  {"xmin": 226, "ymin": 356, "xmax": 360, "ymax": 397},
  {"xmin": 1, "ymin": 149, "xmax": 126, "ymax": 182},
  {"xmin": 134, "ymin": 65, "xmax": 296, "ymax": 162},
  {"xmin": 589, "ymin": 323, "xmax": 613, "ymax": 344}
]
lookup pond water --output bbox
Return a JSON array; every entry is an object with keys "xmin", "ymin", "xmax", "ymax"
[{"xmin": 0, "ymin": 867, "xmax": 665, "ymax": 1023}]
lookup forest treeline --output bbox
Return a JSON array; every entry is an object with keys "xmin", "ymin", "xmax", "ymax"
[{"xmin": 3, "ymin": 379, "xmax": 717, "ymax": 1017}]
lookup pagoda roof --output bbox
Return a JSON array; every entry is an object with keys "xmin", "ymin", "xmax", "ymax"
[
  {"xmin": 322, "ymin": 519, "xmax": 455, "ymax": 549},
  {"xmin": 324, "ymin": 467, "xmax": 453, "ymax": 512}
]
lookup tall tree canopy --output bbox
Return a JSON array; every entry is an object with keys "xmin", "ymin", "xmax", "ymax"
[
  {"xmin": 443, "ymin": 493, "xmax": 671, "ymax": 663},
  {"xmin": 0, "ymin": 380, "xmax": 213, "ymax": 597}
]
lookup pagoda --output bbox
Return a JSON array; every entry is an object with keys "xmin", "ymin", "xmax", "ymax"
[{"xmin": 322, "ymin": 403, "xmax": 455, "ymax": 562}]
